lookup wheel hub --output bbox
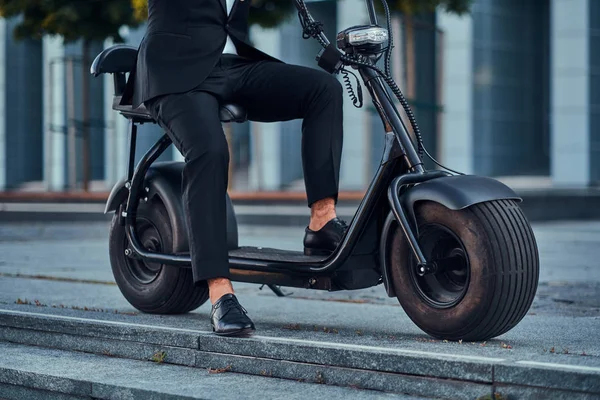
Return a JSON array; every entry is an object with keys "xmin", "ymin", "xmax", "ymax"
[
  {"xmin": 409, "ymin": 224, "xmax": 470, "ymax": 309},
  {"xmin": 123, "ymin": 218, "xmax": 165, "ymax": 284}
]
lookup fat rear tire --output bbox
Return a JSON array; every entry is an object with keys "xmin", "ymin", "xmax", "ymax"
[
  {"xmin": 388, "ymin": 199, "xmax": 539, "ymax": 341},
  {"xmin": 108, "ymin": 199, "xmax": 209, "ymax": 314}
]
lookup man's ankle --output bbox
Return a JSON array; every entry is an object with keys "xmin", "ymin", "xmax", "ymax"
[
  {"xmin": 309, "ymin": 197, "xmax": 336, "ymax": 231},
  {"xmin": 309, "ymin": 213, "xmax": 336, "ymax": 231},
  {"xmin": 208, "ymin": 277, "xmax": 234, "ymax": 304}
]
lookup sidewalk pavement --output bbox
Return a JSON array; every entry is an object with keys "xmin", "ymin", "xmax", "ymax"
[{"xmin": 0, "ymin": 221, "xmax": 599, "ymax": 398}]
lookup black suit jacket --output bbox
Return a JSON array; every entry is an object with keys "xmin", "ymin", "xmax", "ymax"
[{"xmin": 120, "ymin": 0, "xmax": 280, "ymax": 108}]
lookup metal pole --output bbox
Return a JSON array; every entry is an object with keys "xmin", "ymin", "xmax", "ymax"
[
  {"xmin": 225, "ymin": 123, "xmax": 234, "ymax": 190},
  {"xmin": 45, "ymin": 60, "xmax": 54, "ymax": 191},
  {"xmin": 65, "ymin": 57, "xmax": 77, "ymax": 190}
]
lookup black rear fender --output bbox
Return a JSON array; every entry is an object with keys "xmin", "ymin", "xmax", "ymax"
[{"xmin": 105, "ymin": 161, "xmax": 239, "ymax": 252}]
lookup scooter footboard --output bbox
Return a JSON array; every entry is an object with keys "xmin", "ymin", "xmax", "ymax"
[{"xmin": 105, "ymin": 161, "xmax": 239, "ymax": 252}]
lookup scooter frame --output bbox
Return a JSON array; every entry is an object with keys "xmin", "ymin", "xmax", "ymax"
[{"xmin": 98, "ymin": 0, "xmax": 521, "ymax": 295}]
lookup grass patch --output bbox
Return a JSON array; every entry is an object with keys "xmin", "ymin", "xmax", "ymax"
[{"xmin": 151, "ymin": 350, "xmax": 167, "ymax": 363}]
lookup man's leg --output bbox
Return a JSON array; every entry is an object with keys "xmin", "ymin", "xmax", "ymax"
[
  {"xmin": 146, "ymin": 90, "xmax": 234, "ymax": 303},
  {"xmin": 147, "ymin": 89, "xmax": 255, "ymax": 336},
  {"xmin": 232, "ymin": 61, "xmax": 344, "ymax": 237}
]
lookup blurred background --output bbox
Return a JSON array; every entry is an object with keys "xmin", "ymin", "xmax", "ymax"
[{"xmin": 0, "ymin": 0, "xmax": 595, "ymax": 198}]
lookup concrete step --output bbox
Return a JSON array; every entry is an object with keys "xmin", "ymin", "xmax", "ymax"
[
  {"xmin": 0, "ymin": 342, "xmax": 415, "ymax": 400},
  {"xmin": 0, "ymin": 307, "xmax": 599, "ymax": 399}
]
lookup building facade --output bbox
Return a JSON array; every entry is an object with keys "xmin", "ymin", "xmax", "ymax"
[{"xmin": 0, "ymin": 0, "xmax": 597, "ymax": 193}]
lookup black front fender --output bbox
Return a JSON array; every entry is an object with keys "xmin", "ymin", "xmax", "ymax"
[
  {"xmin": 380, "ymin": 174, "xmax": 521, "ymax": 297},
  {"xmin": 402, "ymin": 174, "xmax": 521, "ymax": 215},
  {"xmin": 104, "ymin": 161, "xmax": 238, "ymax": 253}
]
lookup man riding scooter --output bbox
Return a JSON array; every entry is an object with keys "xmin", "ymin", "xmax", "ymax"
[{"xmin": 119, "ymin": 0, "xmax": 348, "ymax": 337}]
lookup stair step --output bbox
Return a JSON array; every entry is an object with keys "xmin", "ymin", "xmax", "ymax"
[
  {"xmin": 0, "ymin": 342, "xmax": 413, "ymax": 400},
  {"xmin": 1, "ymin": 307, "xmax": 599, "ymax": 399}
]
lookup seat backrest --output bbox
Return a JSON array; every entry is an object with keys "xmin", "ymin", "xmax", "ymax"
[{"xmin": 90, "ymin": 44, "xmax": 137, "ymax": 77}]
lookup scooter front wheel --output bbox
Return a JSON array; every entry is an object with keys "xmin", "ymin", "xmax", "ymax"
[
  {"xmin": 388, "ymin": 200, "xmax": 539, "ymax": 341},
  {"xmin": 108, "ymin": 199, "xmax": 209, "ymax": 314}
]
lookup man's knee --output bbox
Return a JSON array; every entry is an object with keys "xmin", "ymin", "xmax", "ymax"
[
  {"xmin": 320, "ymin": 73, "xmax": 343, "ymax": 97},
  {"xmin": 186, "ymin": 138, "xmax": 230, "ymax": 168},
  {"xmin": 312, "ymin": 72, "xmax": 343, "ymax": 106}
]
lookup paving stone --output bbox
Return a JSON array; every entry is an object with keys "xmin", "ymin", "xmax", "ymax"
[
  {"xmin": 0, "ymin": 369, "xmax": 91, "ymax": 396},
  {"xmin": 0, "ymin": 342, "xmax": 412, "ymax": 400},
  {"xmin": 0, "ymin": 311, "xmax": 199, "ymax": 348},
  {"xmin": 0, "ymin": 327, "xmax": 196, "ymax": 367},
  {"xmin": 494, "ymin": 362, "xmax": 600, "ymax": 394},
  {"xmin": 198, "ymin": 334, "xmax": 495, "ymax": 382},
  {"xmin": 0, "ymin": 309, "xmax": 496, "ymax": 383},
  {"xmin": 193, "ymin": 350, "xmax": 492, "ymax": 399},
  {"xmin": 0, "ymin": 382, "xmax": 88, "ymax": 400},
  {"xmin": 494, "ymin": 383, "xmax": 600, "ymax": 400},
  {"xmin": 1, "ymin": 220, "xmax": 600, "ymax": 398}
]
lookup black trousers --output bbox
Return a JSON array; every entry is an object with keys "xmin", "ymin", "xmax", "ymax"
[{"xmin": 145, "ymin": 55, "xmax": 344, "ymax": 285}]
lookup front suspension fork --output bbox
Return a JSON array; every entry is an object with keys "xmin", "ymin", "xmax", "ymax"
[{"xmin": 387, "ymin": 170, "xmax": 450, "ymax": 276}]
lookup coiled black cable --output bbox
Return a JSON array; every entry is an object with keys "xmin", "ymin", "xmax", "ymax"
[{"xmin": 341, "ymin": 68, "xmax": 363, "ymax": 107}]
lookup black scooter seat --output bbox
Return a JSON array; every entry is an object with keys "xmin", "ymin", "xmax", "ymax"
[
  {"xmin": 93, "ymin": 44, "xmax": 247, "ymax": 124},
  {"xmin": 112, "ymin": 96, "xmax": 247, "ymax": 124}
]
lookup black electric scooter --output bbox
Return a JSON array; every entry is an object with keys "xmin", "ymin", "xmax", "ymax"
[{"xmin": 91, "ymin": 0, "xmax": 539, "ymax": 341}]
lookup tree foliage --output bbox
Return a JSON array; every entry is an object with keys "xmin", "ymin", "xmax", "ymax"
[
  {"xmin": 388, "ymin": 0, "xmax": 473, "ymax": 16},
  {"xmin": 0, "ymin": 0, "xmax": 141, "ymax": 43},
  {"xmin": 132, "ymin": 0, "xmax": 296, "ymax": 29},
  {"xmin": 131, "ymin": 0, "xmax": 473, "ymax": 30}
]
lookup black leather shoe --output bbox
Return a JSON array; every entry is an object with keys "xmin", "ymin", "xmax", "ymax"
[
  {"xmin": 303, "ymin": 217, "xmax": 348, "ymax": 256},
  {"xmin": 210, "ymin": 294, "xmax": 255, "ymax": 337}
]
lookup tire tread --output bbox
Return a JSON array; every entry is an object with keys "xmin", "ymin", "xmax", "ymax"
[
  {"xmin": 389, "ymin": 199, "xmax": 539, "ymax": 341},
  {"xmin": 468, "ymin": 199, "xmax": 539, "ymax": 339}
]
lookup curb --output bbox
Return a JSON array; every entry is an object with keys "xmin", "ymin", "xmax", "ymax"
[
  {"xmin": 0, "ymin": 309, "xmax": 598, "ymax": 399},
  {"xmin": 2, "ymin": 188, "xmax": 600, "ymax": 224},
  {"xmin": 3, "ymin": 193, "xmax": 600, "ymax": 225},
  {"xmin": 0, "ymin": 343, "xmax": 399, "ymax": 400},
  {"xmin": 0, "ymin": 202, "xmax": 358, "ymax": 226}
]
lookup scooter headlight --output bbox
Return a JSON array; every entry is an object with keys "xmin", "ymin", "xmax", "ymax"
[
  {"xmin": 347, "ymin": 27, "xmax": 388, "ymax": 45},
  {"xmin": 337, "ymin": 25, "xmax": 388, "ymax": 54}
]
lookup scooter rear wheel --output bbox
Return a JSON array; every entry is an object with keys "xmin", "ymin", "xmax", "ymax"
[
  {"xmin": 388, "ymin": 199, "xmax": 539, "ymax": 341},
  {"xmin": 108, "ymin": 199, "xmax": 209, "ymax": 314}
]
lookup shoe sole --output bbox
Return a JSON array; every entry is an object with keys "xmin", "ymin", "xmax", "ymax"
[{"xmin": 213, "ymin": 327, "xmax": 255, "ymax": 338}]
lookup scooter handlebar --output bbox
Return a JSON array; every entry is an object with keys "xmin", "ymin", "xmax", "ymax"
[
  {"xmin": 365, "ymin": 0, "xmax": 378, "ymax": 25},
  {"xmin": 292, "ymin": 0, "xmax": 330, "ymax": 48},
  {"xmin": 293, "ymin": 0, "xmax": 379, "ymax": 49}
]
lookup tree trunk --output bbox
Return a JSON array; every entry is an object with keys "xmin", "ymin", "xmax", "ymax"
[{"xmin": 81, "ymin": 39, "xmax": 91, "ymax": 191}]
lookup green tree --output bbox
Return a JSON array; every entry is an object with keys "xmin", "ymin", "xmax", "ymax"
[
  {"xmin": 0, "ymin": 0, "xmax": 141, "ymax": 191},
  {"xmin": 132, "ymin": 0, "xmax": 295, "ymax": 28}
]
